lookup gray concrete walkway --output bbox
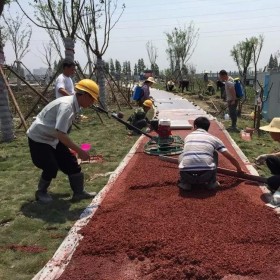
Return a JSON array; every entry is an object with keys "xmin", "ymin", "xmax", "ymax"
[{"xmin": 150, "ymin": 88, "xmax": 213, "ymax": 128}]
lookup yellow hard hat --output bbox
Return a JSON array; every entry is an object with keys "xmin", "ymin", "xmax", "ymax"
[
  {"xmin": 143, "ymin": 99, "xmax": 153, "ymax": 108},
  {"xmin": 75, "ymin": 79, "xmax": 99, "ymax": 101}
]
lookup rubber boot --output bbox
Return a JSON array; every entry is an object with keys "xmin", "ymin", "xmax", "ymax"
[
  {"xmin": 69, "ymin": 172, "xmax": 96, "ymax": 202},
  {"xmin": 35, "ymin": 177, "xmax": 52, "ymax": 203}
]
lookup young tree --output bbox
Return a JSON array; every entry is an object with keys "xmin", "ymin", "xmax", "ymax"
[
  {"xmin": 39, "ymin": 41, "xmax": 57, "ymax": 85},
  {"xmin": 146, "ymin": 40, "xmax": 158, "ymax": 74},
  {"xmin": 165, "ymin": 22, "xmax": 199, "ymax": 79},
  {"xmin": 133, "ymin": 63, "xmax": 138, "ymax": 76},
  {"xmin": 115, "ymin": 59, "xmax": 121, "ymax": 80},
  {"xmin": 137, "ymin": 58, "xmax": 146, "ymax": 75},
  {"xmin": 16, "ymin": 0, "xmax": 86, "ymax": 63},
  {"xmin": 109, "ymin": 58, "xmax": 115, "ymax": 75},
  {"xmin": 230, "ymin": 38, "xmax": 254, "ymax": 87},
  {"xmin": 3, "ymin": 11, "xmax": 32, "ymax": 87},
  {"xmin": 251, "ymin": 35, "xmax": 264, "ymax": 88},
  {"xmin": 0, "ymin": 0, "xmax": 15, "ymax": 142},
  {"xmin": 268, "ymin": 54, "xmax": 274, "ymax": 69},
  {"xmin": 231, "ymin": 37, "xmax": 255, "ymax": 116},
  {"xmin": 77, "ymin": 0, "xmax": 125, "ymax": 108}
]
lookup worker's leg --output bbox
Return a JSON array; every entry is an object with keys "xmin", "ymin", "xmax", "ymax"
[
  {"xmin": 266, "ymin": 156, "xmax": 280, "ymax": 192},
  {"xmin": 55, "ymin": 142, "xmax": 96, "ymax": 201},
  {"xmin": 228, "ymin": 103, "xmax": 238, "ymax": 129},
  {"xmin": 178, "ymin": 171, "xmax": 193, "ymax": 191},
  {"xmin": 28, "ymin": 138, "xmax": 59, "ymax": 203},
  {"xmin": 266, "ymin": 156, "xmax": 280, "ymax": 175}
]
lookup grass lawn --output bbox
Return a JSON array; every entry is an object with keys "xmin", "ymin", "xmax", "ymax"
[
  {"xmin": 0, "ymin": 106, "xmax": 139, "ymax": 280},
  {"xmin": 0, "ymin": 97, "xmax": 277, "ymax": 279}
]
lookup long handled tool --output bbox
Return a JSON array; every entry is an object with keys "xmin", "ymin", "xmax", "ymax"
[
  {"xmin": 159, "ymin": 155, "xmax": 267, "ymax": 184},
  {"xmin": 92, "ymin": 105, "xmax": 155, "ymax": 139}
]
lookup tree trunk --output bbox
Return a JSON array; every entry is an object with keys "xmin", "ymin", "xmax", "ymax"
[
  {"xmin": 63, "ymin": 37, "xmax": 75, "ymax": 62},
  {"xmin": 0, "ymin": 46, "xmax": 14, "ymax": 142},
  {"xmin": 96, "ymin": 57, "xmax": 106, "ymax": 109}
]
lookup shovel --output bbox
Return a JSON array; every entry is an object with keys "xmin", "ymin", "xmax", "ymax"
[{"xmin": 158, "ymin": 155, "xmax": 267, "ymax": 184}]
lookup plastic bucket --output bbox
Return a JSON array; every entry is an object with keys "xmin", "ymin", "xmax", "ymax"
[{"xmin": 80, "ymin": 143, "xmax": 91, "ymax": 152}]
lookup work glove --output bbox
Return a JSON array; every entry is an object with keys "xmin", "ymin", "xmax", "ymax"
[{"xmin": 255, "ymin": 154, "xmax": 269, "ymax": 165}]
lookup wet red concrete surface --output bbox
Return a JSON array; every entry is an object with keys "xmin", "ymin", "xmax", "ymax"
[{"xmin": 59, "ymin": 121, "xmax": 280, "ymax": 280}]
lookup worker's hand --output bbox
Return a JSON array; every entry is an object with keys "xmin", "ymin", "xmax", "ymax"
[
  {"xmin": 78, "ymin": 149, "xmax": 90, "ymax": 161},
  {"xmin": 236, "ymin": 167, "xmax": 246, "ymax": 174},
  {"xmin": 255, "ymin": 154, "xmax": 269, "ymax": 165},
  {"xmin": 146, "ymin": 127, "xmax": 151, "ymax": 133}
]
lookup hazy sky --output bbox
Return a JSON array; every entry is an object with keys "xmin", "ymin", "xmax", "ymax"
[{"xmin": 2, "ymin": 0, "xmax": 280, "ymax": 73}]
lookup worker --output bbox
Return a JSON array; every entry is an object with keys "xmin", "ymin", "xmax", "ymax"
[
  {"xmin": 127, "ymin": 99, "xmax": 153, "ymax": 135},
  {"xmin": 27, "ymin": 79, "xmax": 99, "ymax": 203},
  {"xmin": 219, "ymin": 70, "xmax": 239, "ymax": 132},
  {"xmin": 178, "ymin": 116, "xmax": 245, "ymax": 191},
  {"xmin": 55, "ymin": 60, "xmax": 75, "ymax": 98},
  {"xmin": 255, "ymin": 118, "xmax": 280, "ymax": 193},
  {"xmin": 167, "ymin": 80, "xmax": 175, "ymax": 91},
  {"xmin": 138, "ymin": 77, "xmax": 156, "ymax": 106}
]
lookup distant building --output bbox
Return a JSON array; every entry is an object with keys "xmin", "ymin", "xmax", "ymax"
[{"xmin": 33, "ymin": 67, "xmax": 48, "ymax": 76}]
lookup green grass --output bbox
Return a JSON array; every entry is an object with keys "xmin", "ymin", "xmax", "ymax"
[
  {"xmin": 218, "ymin": 117, "xmax": 278, "ymax": 177},
  {"xmin": 0, "ymin": 106, "xmax": 139, "ymax": 280}
]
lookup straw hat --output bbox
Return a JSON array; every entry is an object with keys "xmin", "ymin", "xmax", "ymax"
[
  {"xmin": 145, "ymin": 77, "xmax": 156, "ymax": 83},
  {"xmin": 259, "ymin": 118, "xmax": 280, "ymax": 133}
]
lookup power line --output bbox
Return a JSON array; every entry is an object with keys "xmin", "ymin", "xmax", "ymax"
[{"xmin": 115, "ymin": 13, "xmax": 279, "ymax": 30}]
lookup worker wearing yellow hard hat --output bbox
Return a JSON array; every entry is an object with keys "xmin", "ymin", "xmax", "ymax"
[
  {"xmin": 127, "ymin": 98, "xmax": 154, "ymax": 136},
  {"xmin": 27, "ymin": 78, "xmax": 99, "ymax": 204}
]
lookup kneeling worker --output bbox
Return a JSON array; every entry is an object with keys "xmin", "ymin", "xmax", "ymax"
[
  {"xmin": 178, "ymin": 117, "xmax": 245, "ymax": 191},
  {"xmin": 255, "ymin": 118, "xmax": 280, "ymax": 193},
  {"xmin": 27, "ymin": 79, "xmax": 99, "ymax": 203},
  {"xmin": 127, "ymin": 99, "xmax": 153, "ymax": 135}
]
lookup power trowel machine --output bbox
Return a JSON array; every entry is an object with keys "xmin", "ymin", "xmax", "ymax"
[{"xmin": 93, "ymin": 106, "xmax": 184, "ymax": 156}]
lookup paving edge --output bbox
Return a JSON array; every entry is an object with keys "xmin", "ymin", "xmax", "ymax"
[{"xmin": 32, "ymin": 136, "xmax": 144, "ymax": 280}]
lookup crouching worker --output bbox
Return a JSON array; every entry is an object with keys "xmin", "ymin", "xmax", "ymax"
[
  {"xmin": 127, "ymin": 99, "xmax": 153, "ymax": 135},
  {"xmin": 27, "ymin": 79, "xmax": 99, "ymax": 203},
  {"xmin": 178, "ymin": 117, "xmax": 244, "ymax": 191},
  {"xmin": 255, "ymin": 118, "xmax": 280, "ymax": 193}
]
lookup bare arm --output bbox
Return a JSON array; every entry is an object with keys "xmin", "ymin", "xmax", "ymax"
[
  {"xmin": 56, "ymin": 130, "xmax": 90, "ymax": 161},
  {"xmin": 221, "ymin": 150, "xmax": 245, "ymax": 172},
  {"xmin": 58, "ymin": 88, "xmax": 71, "ymax": 97},
  {"xmin": 255, "ymin": 151, "xmax": 280, "ymax": 164}
]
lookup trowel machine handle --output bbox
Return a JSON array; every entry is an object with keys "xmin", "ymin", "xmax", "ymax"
[
  {"xmin": 110, "ymin": 113, "xmax": 154, "ymax": 140},
  {"xmin": 92, "ymin": 105, "xmax": 155, "ymax": 140}
]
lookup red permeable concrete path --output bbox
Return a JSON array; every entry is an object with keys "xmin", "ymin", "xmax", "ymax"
[{"xmin": 58, "ymin": 121, "xmax": 280, "ymax": 280}]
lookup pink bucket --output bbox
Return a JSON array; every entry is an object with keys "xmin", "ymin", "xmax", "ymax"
[{"xmin": 80, "ymin": 143, "xmax": 91, "ymax": 152}]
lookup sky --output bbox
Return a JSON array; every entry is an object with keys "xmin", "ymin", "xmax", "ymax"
[{"xmin": 2, "ymin": 0, "xmax": 280, "ymax": 74}]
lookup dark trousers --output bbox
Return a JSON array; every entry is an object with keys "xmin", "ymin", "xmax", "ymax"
[
  {"xmin": 266, "ymin": 156, "xmax": 280, "ymax": 191},
  {"xmin": 180, "ymin": 151, "xmax": 218, "ymax": 185},
  {"xmin": 28, "ymin": 138, "xmax": 81, "ymax": 181},
  {"xmin": 228, "ymin": 100, "xmax": 238, "ymax": 128}
]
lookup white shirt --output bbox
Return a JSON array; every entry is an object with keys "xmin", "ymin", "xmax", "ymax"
[
  {"xmin": 27, "ymin": 95, "xmax": 80, "ymax": 148},
  {"xmin": 179, "ymin": 129, "xmax": 227, "ymax": 171},
  {"xmin": 55, "ymin": 74, "xmax": 74, "ymax": 98}
]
